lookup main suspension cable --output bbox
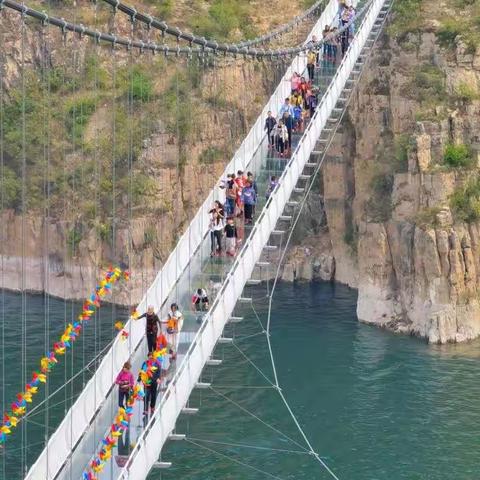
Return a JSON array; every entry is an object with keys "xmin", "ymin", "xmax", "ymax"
[
  {"xmin": 99, "ymin": 0, "xmax": 325, "ymax": 50},
  {"xmin": 0, "ymin": 0, "xmax": 374, "ymax": 58}
]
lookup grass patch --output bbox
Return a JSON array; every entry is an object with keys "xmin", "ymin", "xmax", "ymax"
[
  {"xmin": 192, "ymin": 0, "xmax": 257, "ymax": 41},
  {"xmin": 436, "ymin": 18, "xmax": 462, "ymax": 47},
  {"xmin": 450, "ymin": 177, "xmax": 480, "ymax": 222},
  {"xmin": 388, "ymin": 0, "xmax": 423, "ymax": 40},
  {"xmin": 66, "ymin": 95, "xmax": 97, "ymax": 144},
  {"xmin": 454, "ymin": 82, "xmax": 480, "ymax": 102},
  {"xmin": 414, "ymin": 206, "xmax": 442, "ymax": 228},
  {"xmin": 199, "ymin": 146, "xmax": 223, "ymax": 164}
]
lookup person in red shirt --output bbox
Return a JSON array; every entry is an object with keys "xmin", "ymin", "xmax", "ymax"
[{"xmin": 235, "ymin": 170, "xmax": 246, "ymax": 216}]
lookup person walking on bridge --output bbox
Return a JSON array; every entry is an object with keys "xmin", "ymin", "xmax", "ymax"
[
  {"xmin": 283, "ymin": 111, "xmax": 294, "ymax": 153},
  {"xmin": 138, "ymin": 352, "xmax": 161, "ymax": 416},
  {"xmin": 307, "ymin": 50, "xmax": 316, "ymax": 82},
  {"xmin": 274, "ymin": 120, "xmax": 289, "ymax": 157},
  {"xmin": 279, "ymin": 97, "xmax": 294, "ymax": 118},
  {"xmin": 115, "ymin": 361, "xmax": 134, "ymax": 408},
  {"xmin": 138, "ymin": 306, "xmax": 161, "ymax": 354},
  {"xmin": 264, "ymin": 111, "xmax": 277, "ymax": 150},
  {"xmin": 242, "ymin": 181, "xmax": 257, "ymax": 225},
  {"xmin": 163, "ymin": 303, "xmax": 184, "ymax": 360}
]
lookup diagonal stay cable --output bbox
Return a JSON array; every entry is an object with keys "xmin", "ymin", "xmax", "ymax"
[
  {"xmin": 185, "ymin": 438, "xmax": 286, "ymax": 480},
  {"xmin": 231, "ymin": 342, "xmax": 275, "ymax": 386},
  {"xmin": 187, "ymin": 437, "xmax": 311, "ymax": 455},
  {"xmin": 21, "ymin": 338, "xmax": 114, "ymax": 421},
  {"xmin": 208, "ymin": 386, "xmax": 309, "ymax": 453}
]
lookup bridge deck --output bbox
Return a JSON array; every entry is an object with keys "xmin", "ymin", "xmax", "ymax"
[{"xmin": 25, "ymin": 0, "xmax": 390, "ymax": 477}]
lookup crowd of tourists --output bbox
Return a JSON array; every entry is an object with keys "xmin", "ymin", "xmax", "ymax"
[
  {"xmin": 113, "ymin": 0, "xmax": 359, "ymax": 428},
  {"xmin": 116, "ymin": 303, "xmax": 183, "ymax": 416},
  {"xmin": 265, "ymin": 0, "xmax": 357, "ymax": 158}
]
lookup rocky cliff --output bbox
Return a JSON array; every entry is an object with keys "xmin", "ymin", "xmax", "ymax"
[
  {"xmin": 285, "ymin": 0, "xmax": 480, "ymax": 343},
  {"xmin": 0, "ymin": 0, "xmax": 311, "ymax": 304}
]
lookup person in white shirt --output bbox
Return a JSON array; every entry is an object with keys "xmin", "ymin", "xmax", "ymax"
[
  {"xmin": 162, "ymin": 303, "xmax": 184, "ymax": 360},
  {"xmin": 209, "ymin": 201, "xmax": 224, "ymax": 256}
]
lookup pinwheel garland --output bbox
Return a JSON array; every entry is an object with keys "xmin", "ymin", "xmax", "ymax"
[
  {"xmin": 0, "ymin": 267, "xmax": 130, "ymax": 444},
  {"xmin": 84, "ymin": 347, "xmax": 168, "ymax": 479}
]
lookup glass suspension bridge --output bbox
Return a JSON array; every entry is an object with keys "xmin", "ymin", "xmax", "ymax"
[{"xmin": 0, "ymin": 0, "xmax": 392, "ymax": 478}]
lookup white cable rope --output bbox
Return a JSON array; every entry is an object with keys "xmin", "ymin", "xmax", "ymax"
[
  {"xmin": 100, "ymin": 0, "xmax": 325, "ymax": 50},
  {"xmin": 210, "ymin": 385, "xmax": 277, "ymax": 390},
  {"xmin": 22, "ymin": 393, "xmax": 86, "ymax": 421},
  {"xmin": 187, "ymin": 437, "xmax": 311, "ymax": 455},
  {"xmin": 0, "ymin": 7, "xmax": 5, "ymax": 477},
  {"xmin": 208, "ymin": 386, "xmax": 309, "ymax": 453},
  {"xmin": 22, "ymin": 339, "xmax": 115, "ymax": 420},
  {"xmin": 231, "ymin": 331, "xmax": 266, "ymax": 343},
  {"xmin": 231, "ymin": 342, "xmax": 275, "ymax": 387},
  {"xmin": 20, "ymin": 11, "xmax": 28, "ymax": 475},
  {"xmin": 185, "ymin": 438, "xmax": 286, "ymax": 480}
]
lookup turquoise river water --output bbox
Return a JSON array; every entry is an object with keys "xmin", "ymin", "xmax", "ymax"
[{"xmin": 1, "ymin": 282, "xmax": 480, "ymax": 479}]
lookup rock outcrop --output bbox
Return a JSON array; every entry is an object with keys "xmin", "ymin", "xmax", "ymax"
[{"xmin": 285, "ymin": 18, "xmax": 480, "ymax": 343}]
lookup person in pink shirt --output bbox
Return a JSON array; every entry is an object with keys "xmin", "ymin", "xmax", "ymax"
[
  {"xmin": 115, "ymin": 361, "xmax": 134, "ymax": 408},
  {"xmin": 290, "ymin": 72, "xmax": 301, "ymax": 93}
]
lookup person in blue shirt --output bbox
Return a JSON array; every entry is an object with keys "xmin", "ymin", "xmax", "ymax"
[
  {"xmin": 241, "ymin": 181, "xmax": 257, "ymax": 224},
  {"xmin": 279, "ymin": 97, "xmax": 294, "ymax": 118},
  {"xmin": 293, "ymin": 105, "xmax": 304, "ymax": 132}
]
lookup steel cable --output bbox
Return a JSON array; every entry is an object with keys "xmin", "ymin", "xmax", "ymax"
[
  {"xmin": 100, "ymin": 0, "xmax": 326, "ymax": 50},
  {"xmin": 0, "ymin": 0, "xmax": 374, "ymax": 59}
]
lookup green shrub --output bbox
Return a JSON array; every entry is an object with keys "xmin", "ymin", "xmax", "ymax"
[
  {"xmin": 450, "ymin": 177, "xmax": 480, "ymax": 222},
  {"xmin": 0, "ymin": 166, "xmax": 22, "ymax": 209},
  {"xmin": 193, "ymin": 0, "xmax": 256, "ymax": 41},
  {"xmin": 67, "ymin": 226, "xmax": 82, "ymax": 256},
  {"xmin": 393, "ymin": 134, "xmax": 412, "ymax": 173},
  {"xmin": 96, "ymin": 221, "xmax": 112, "ymax": 242},
  {"xmin": 388, "ymin": 0, "xmax": 423, "ymax": 39},
  {"xmin": 443, "ymin": 143, "xmax": 473, "ymax": 168},
  {"xmin": 436, "ymin": 19, "xmax": 462, "ymax": 47},
  {"xmin": 454, "ymin": 82, "xmax": 480, "ymax": 102},
  {"xmin": 66, "ymin": 95, "xmax": 96, "ymax": 144},
  {"xmin": 131, "ymin": 68, "xmax": 154, "ymax": 103}
]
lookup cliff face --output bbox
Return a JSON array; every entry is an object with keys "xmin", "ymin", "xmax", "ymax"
[
  {"xmin": 1, "ymin": 0, "xmax": 310, "ymax": 304},
  {"xmin": 285, "ymin": 5, "xmax": 480, "ymax": 343}
]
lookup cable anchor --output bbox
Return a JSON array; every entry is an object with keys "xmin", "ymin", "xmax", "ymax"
[{"xmin": 129, "ymin": 7, "xmax": 137, "ymax": 24}]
